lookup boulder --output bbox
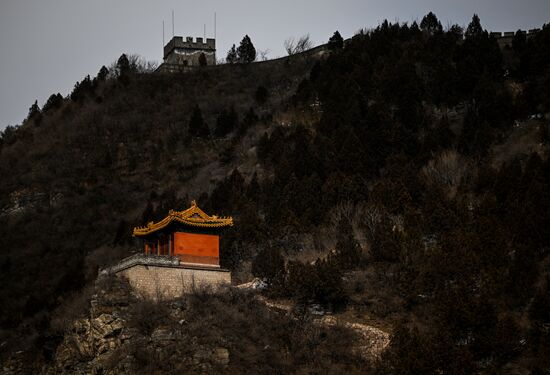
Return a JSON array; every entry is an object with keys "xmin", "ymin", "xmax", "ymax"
[{"xmin": 151, "ymin": 327, "xmax": 176, "ymax": 346}]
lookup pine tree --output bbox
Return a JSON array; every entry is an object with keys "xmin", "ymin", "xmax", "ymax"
[
  {"xmin": 117, "ymin": 54, "xmax": 130, "ymax": 76},
  {"xmin": 226, "ymin": 44, "xmax": 238, "ymax": 64},
  {"xmin": 97, "ymin": 65, "xmax": 109, "ymax": 81},
  {"xmin": 465, "ymin": 14, "xmax": 484, "ymax": 39},
  {"xmin": 198, "ymin": 53, "xmax": 207, "ymax": 66},
  {"xmin": 420, "ymin": 12, "xmax": 443, "ymax": 34},
  {"xmin": 42, "ymin": 93, "xmax": 63, "ymax": 113},
  {"xmin": 251, "ymin": 246, "xmax": 286, "ymax": 286},
  {"xmin": 238, "ymin": 107, "xmax": 258, "ymax": 135},
  {"xmin": 448, "ymin": 24, "xmax": 464, "ymax": 41},
  {"xmin": 335, "ymin": 217, "xmax": 361, "ymax": 268},
  {"xmin": 287, "ymin": 261, "xmax": 317, "ymax": 303},
  {"xmin": 27, "ymin": 100, "xmax": 41, "ymax": 125},
  {"xmin": 237, "ymin": 35, "xmax": 256, "ymax": 63},
  {"xmin": 315, "ymin": 257, "xmax": 348, "ymax": 310},
  {"xmin": 215, "ymin": 107, "xmax": 238, "ymax": 137},
  {"xmin": 328, "ymin": 31, "xmax": 344, "ymax": 50},
  {"xmin": 410, "ymin": 21, "xmax": 420, "ymax": 34},
  {"xmin": 28, "ymin": 100, "xmax": 40, "ymax": 119},
  {"xmin": 70, "ymin": 75, "xmax": 94, "ymax": 102},
  {"xmin": 116, "ymin": 54, "xmax": 130, "ymax": 85},
  {"xmin": 188, "ymin": 105, "xmax": 210, "ymax": 138}
]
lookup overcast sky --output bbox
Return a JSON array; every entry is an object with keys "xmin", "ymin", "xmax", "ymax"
[{"xmin": 1, "ymin": 0, "xmax": 549, "ymax": 130}]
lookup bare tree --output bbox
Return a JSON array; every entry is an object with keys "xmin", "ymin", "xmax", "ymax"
[
  {"xmin": 284, "ymin": 34, "xmax": 313, "ymax": 55},
  {"xmin": 257, "ymin": 49, "xmax": 271, "ymax": 61},
  {"xmin": 355, "ymin": 202, "xmax": 385, "ymax": 241},
  {"xmin": 107, "ymin": 54, "xmax": 158, "ymax": 77},
  {"xmin": 127, "ymin": 54, "xmax": 158, "ymax": 73},
  {"xmin": 421, "ymin": 150, "xmax": 473, "ymax": 199}
]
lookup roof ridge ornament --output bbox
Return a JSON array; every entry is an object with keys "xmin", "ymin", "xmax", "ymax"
[{"xmin": 133, "ymin": 201, "xmax": 233, "ymax": 237}]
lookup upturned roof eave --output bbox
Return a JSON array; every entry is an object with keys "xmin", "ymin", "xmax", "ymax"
[
  {"xmin": 132, "ymin": 202, "xmax": 233, "ymax": 237},
  {"xmin": 132, "ymin": 217, "xmax": 233, "ymax": 237}
]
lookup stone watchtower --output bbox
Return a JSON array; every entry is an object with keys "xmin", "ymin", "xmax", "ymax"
[{"xmin": 157, "ymin": 36, "xmax": 216, "ymax": 73}]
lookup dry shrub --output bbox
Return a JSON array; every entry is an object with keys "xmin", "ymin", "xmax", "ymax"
[
  {"xmin": 284, "ymin": 34, "xmax": 314, "ymax": 55},
  {"xmin": 95, "ymin": 273, "xmax": 133, "ymax": 295},
  {"xmin": 355, "ymin": 202, "xmax": 385, "ymax": 242},
  {"xmin": 346, "ymin": 270, "xmax": 369, "ymax": 295},
  {"xmin": 330, "ymin": 201, "xmax": 356, "ymax": 228},
  {"xmin": 421, "ymin": 150, "xmax": 471, "ymax": 199},
  {"xmin": 84, "ymin": 245, "xmax": 130, "ymax": 280},
  {"xmin": 50, "ymin": 284, "xmax": 94, "ymax": 335},
  {"xmin": 330, "ymin": 201, "xmax": 393, "ymax": 250},
  {"xmin": 330, "ymin": 201, "xmax": 369, "ymax": 246},
  {"xmin": 128, "ymin": 298, "xmax": 170, "ymax": 336}
]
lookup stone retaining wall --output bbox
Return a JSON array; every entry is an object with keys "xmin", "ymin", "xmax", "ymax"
[{"xmin": 119, "ymin": 264, "xmax": 231, "ymax": 299}]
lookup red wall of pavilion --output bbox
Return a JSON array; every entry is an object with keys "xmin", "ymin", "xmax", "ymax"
[{"xmin": 173, "ymin": 232, "xmax": 220, "ymax": 266}]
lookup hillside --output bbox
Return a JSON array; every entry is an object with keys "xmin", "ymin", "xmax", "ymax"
[
  {"xmin": 38, "ymin": 275, "xmax": 371, "ymax": 374},
  {"xmin": 1, "ymin": 14, "xmax": 550, "ymax": 374}
]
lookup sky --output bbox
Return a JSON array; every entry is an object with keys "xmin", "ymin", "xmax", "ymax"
[{"xmin": 0, "ymin": 0, "xmax": 549, "ymax": 130}]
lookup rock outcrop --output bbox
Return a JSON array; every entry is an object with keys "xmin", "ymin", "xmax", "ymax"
[
  {"xmin": 27, "ymin": 273, "xmax": 387, "ymax": 374},
  {"xmin": 44, "ymin": 276, "xmax": 230, "ymax": 374}
]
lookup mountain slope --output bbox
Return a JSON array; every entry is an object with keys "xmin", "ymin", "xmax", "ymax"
[
  {"xmin": 0, "ymin": 50, "xmax": 323, "ymax": 358},
  {"xmin": 1, "ymin": 15, "xmax": 550, "ymax": 374}
]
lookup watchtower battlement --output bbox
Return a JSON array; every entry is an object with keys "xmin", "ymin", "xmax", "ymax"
[
  {"xmin": 490, "ymin": 29, "xmax": 540, "ymax": 48},
  {"xmin": 158, "ymin": 36, "xmax": 216, "ymax": 73},
  {"xmin": 163, "ymin": 36, "xmax": 216, "ymax": 60}
]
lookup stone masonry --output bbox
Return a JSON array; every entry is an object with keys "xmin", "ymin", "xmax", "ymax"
[
  {"xmin": 119, "ymin": 264, "xmax": 231, "ymax": 299},
  {"xmin": 490, "ymin": 29, "xmax": 540, "ymax": 49},
  {"xmin": 157, "ymin": 36, "xmax": 216, "ymax": 73}
]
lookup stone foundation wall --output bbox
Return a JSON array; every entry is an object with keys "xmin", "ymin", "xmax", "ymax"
[{"xmin": 119, "ymin": 264, "xmax": 231, "ymax": 299}]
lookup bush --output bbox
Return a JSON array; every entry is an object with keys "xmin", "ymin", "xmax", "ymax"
[
  {"xmin": 334, "ymin": 217, "xmax": 362, "ymax": 268},
  {"xmin": 420, "ymin": 150, "xmax": 469, "ymax": 199},
  {"xmin": 215, "ymin": 107, "xmax": 238, "ymax": 138},
  {"xmin": 188, "ymin": 105, "xmax": 210, "ymax": 138},
  {"xmin": 370, "ymin": 218, "xmax": 402, "ymax": 262},
  {"xmin": 286, "ymin": 257, "xmax": 348, "ymax": 311},
  {"xmin": 128, "ymin": 299, "xmax": 170, "ymax": 336},
  {"xmin": 251, "ymin": 246, "xmax": 286, "ymax": 286}
]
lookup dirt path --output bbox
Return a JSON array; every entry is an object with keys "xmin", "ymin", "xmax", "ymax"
[
  {"xmin": 319, "ymin": 315, "xmax": 390, "ymax": 359},
  {"xmin": 240, "ymin": 282, "xmax": 391, "ymax": 360}
]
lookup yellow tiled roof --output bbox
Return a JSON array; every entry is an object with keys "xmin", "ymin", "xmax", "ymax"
[{"xmin": 133, "ymin": 200, "xmax": 233, "ymax": 237}]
